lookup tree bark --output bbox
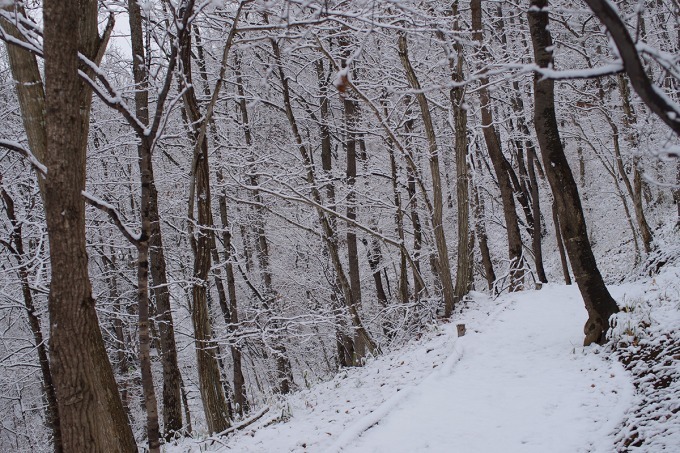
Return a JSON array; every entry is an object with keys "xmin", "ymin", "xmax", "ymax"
[
  {"xmin": 552, "ymin": 199, "xmax": 572, "ymax": 285},
  {"xmin": 0, "ymin": 4, "xmax": 47, "ymax": 197},
  {"xmin": 403, "ymin": 112, "xmax": 425, "ymax": 300},
  {"xmin": 316, "ymin": 58, "xmax": 356, "ymax": 366},
  {"xmin": 43, "ymin": 0, "xmax": 136, "ymax": 449},
  {"xmin": 529, "ymin": 0, "xmax": 619, "ymax": 346},
  {"xmin": 128, "ymin": 1, "xmax": 162, "ymax": 448},
  {"xmin": 617, "ymin": 74, "xmax": 654, "ymax": 253},
  {"xmin": 450, "ymin": 2, "xmax": 473, "ymax": 305}
]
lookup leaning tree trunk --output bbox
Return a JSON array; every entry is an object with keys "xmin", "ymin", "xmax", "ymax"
[
  {"xmin": 43, "ymin": 0, "xmax": 137, "ymax": 449},
  {"xmin": 1, "ymin": 4, "xmax": 47, "ymax": 197},
  {"xmin": 398, "ymin": 33, "xmax": 457, "ymax": 316},
  {"xmin": 528, "ymin": 0, "xmax": 619, "ymax": 346},
  {"xmin": 180, "ymin": 29, "xmax": 232, "ymax": 434},
  {"xmin": 471, "ymin": 0, "xmax": 525, "ymax": 291}
]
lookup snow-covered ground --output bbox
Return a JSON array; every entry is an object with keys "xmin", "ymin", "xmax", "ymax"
[{"xmin": 170, "ymin": 270, "xmax": 680, "ymax": 452}]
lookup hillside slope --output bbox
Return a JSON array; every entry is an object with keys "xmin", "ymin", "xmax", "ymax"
[{"xmin": 171, "ymin": 270, "xmax": 680, "ymax": 452}]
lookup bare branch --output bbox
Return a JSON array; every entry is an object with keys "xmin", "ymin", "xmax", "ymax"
[{"xmin": 583, "ymin": 0, "xmax": 680, "ymax": 137}]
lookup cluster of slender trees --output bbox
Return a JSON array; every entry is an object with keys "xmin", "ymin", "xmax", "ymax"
[{"xmin": 0, "ymin": 0, "xmax": 678, "ymax": 450}]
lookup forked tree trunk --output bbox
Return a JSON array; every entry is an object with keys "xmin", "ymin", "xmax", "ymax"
[
  {"xmin": 339, "ymin": 42, "xmax": 364, "ymax": 323},
  {"xmin": 43, "ymin": 0, "xmax": 136, "ymax": 449},
  {"xmin": 528, "ymin": 0, "xmax": 619, "ymax": 346},
  {"xmin": 398, "ymin": 34, "xmax": 457, "ymax": 315}
]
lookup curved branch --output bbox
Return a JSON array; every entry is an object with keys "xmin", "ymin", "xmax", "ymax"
[{"xmin": 583, "ymin": 0, "xmax": 680, "ymax": 136}]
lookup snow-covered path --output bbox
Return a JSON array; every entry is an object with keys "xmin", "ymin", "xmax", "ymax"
[
  {"xmin": 341, "ymin": 285, "xmax": 633, "ymax": 453},
  {"xmin": 174, "ymin": 285, "xmax": 635, "ymax": 452}
]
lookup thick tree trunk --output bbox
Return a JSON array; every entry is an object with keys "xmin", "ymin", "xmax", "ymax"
[
  {"xmin": 43, "ymin": 0, "xmax": 136, "ymax": 450},
  {"xmin": 1, "ymin": 4, "xmax": 47, "ymax": 197},
  {"xmin": 528, "ymin": 0, "xmax": 619, "ymax": 346},
  {"xmin": 398, "ymin": 34, "xmax": 456, "ymax": 316}
]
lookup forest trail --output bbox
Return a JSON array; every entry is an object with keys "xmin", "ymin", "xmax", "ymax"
[
  {"xmin": 182, "ymin": 285, "xmax": 637, "ymax": 452},
  {"xmin": 342, "ymin": 285, "xmax": 633, "ymax": 452}
]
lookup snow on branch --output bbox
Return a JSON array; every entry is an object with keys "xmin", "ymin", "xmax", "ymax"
[
  {"xmin": 0, "ymin": 139, "xmax": 47, "ymax": 175},
  {"xmin": 81, "ymin": 191, "xmax": 142, "ymax": 246},
  {"xmin": 583, "ymin": 0, "xmax": 680, "ymax": 137}
]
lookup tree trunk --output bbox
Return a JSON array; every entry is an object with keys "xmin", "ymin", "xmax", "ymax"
[
  {"xmin": 528, "ymin": 0, "xmax": 619, "ymax": 346},
  {"xmin": 215, "ymin": 175, "xmax": 249, "ymax": 415},
  {"xmin": 180, "ymin": 29, "xmax": 231, "ymax": 434},
  {"xmin": 128, "ymin": 2, "xmax": 163, "ymax": 448},
  {"xmin": 450, "ymin": 2, "xmax": 473, "ymax": 305},
  {"xmin": 234, "ymin": 54, "xmax": 295, "ymax": 393},
  {"xmin": 1, "ymin": 4, "xmax": 47, "ymax": 197},
  {"xmin": 617, "ymin": 74, "xmax": 654, "ymax": 252},
  {"xmin": 552, "ymin": 200, "xmax": 572, "ymax": 285},
  {"xmin": 471, "ymin": 0, "xmax": 525, "ymax": 291},
  {"xmin": 398, "ymin": 34, "xmax": 456, "ymax": 316},
  {"xmin": 403, "ymin": 114, "xmax": 425, "ymax": 300},
  {"xmin": 471, "ymin": 174, "xmax": 496, "ymax": 291},
  {"xmin": 273, "ymin": 39, "xmax": 377, "ymax": 363},
  {"xmin": 43, "ymin": 0, "xmax": 136, "ymax": 449},
  {"xmin": 315, "ymin": 59, "xmax": 356, "ymax": 366}
]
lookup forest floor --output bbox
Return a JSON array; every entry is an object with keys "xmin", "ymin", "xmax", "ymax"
[{"xmin": 170, "ymin": 267, "xmax": 680, "ymax": 452}]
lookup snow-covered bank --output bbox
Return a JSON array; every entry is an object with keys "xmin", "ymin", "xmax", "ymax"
[{"xmin": 170, "ymin": 275, "xmax": 680, "ymax": 453}]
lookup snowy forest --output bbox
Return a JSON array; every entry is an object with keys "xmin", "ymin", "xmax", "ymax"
[{"xmin": 0, "ymin": 0, "xmax": 679, "ymax": 451}]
